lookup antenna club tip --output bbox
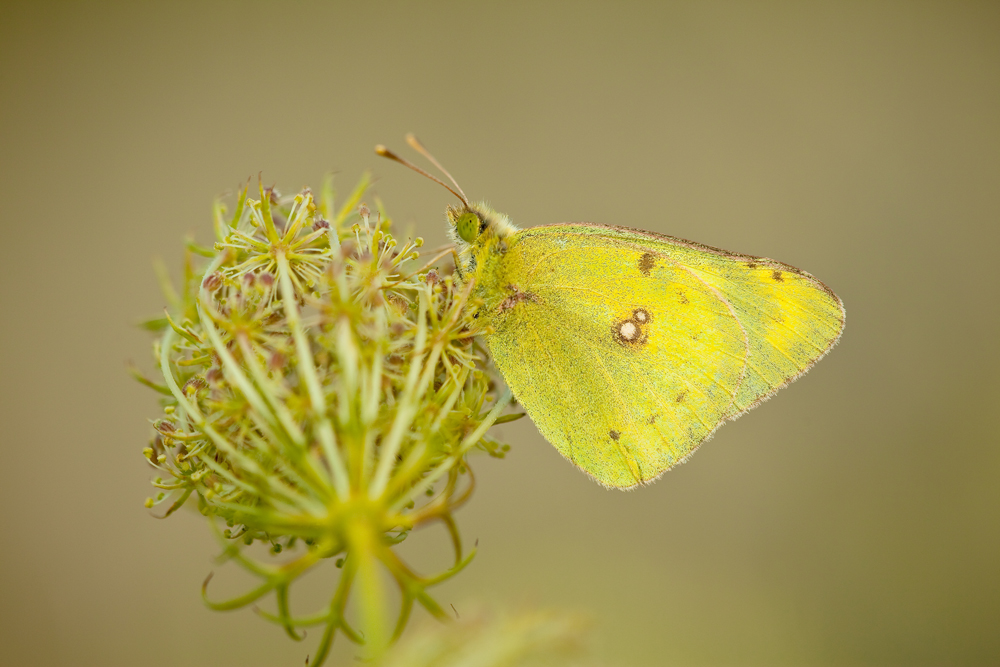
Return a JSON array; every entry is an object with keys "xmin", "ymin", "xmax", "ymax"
[
  {"xmin": 405, "ymin": 133, "xmax": 423, "ymax": 150},
  {"xmin": 374, "ymin": 145, "xmax": 390, "ymax": 156}
]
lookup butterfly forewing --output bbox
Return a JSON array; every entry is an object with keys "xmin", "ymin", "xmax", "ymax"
[
  {"xmin": 690, "ymin": 261, "xmax": 845, "ymax": 417},
  {"xmin": 546, "ymin": 224, "xmax": 847, "ymax": 417}
]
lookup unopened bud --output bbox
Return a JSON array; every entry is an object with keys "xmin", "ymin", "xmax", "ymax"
[
  {"xmin": 202, "ymin": 272, "xmax": 223, "ymax": 292},
  {"xmin": 155, "ymin": 420, "xmax": 177, "ymax": 433},
  {"xmin": 183, "ymin": 377, "xmax": 207, "ymax": 395}
]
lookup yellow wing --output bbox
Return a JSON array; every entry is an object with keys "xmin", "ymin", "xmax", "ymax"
[{"xmin": 478, "ymin": 224, "xmax": 844, "ymax": 489}]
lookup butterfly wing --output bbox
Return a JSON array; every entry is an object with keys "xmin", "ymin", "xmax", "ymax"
[
  {"xmin": 536, "ymin": 225, "xmax": 848, "ymax": 418},
  {"xmin": 480, "ymin": 224, "xmax": 844, "ymax": 489}
]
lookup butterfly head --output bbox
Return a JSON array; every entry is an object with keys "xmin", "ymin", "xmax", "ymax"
[
  {"xmin": 374, "ymin": 136, "xmax": 516, "ymax": 277},
  {"xmin": 447, "ymin": 202, "xmax": 517, "ymax": 246}
]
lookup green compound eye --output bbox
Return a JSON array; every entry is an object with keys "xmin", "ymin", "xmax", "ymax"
[{"xmin": 456, "ymin": 211, "xmax": 481, "ymax": 243}]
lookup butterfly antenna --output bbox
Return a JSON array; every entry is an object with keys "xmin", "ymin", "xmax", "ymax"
[
  {"xmin": 375, "ymin": 144, "xmax": 470, "ymax": 207},
  {"xmin": 405, "ymin": 133, "xmax": 469, "ymax": 204}
]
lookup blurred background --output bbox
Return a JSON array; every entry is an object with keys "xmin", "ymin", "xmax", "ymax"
[{"xmin": 1, "ymin": 1, "xmax": 998, "ymax": 665}]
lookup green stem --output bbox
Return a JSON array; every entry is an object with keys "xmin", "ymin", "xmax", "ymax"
[
  {"xmin": 276, "ymin": 251, "xmax": 351, "ymax": 500},
  {"xmin": 350, "ymin": 521, "xmax": 389, "ymax": 659},
  {"xmin": 370, "ymin": 288, "xmax": 443, "ymax": 498}
]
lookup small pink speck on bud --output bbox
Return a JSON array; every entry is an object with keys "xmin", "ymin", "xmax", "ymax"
[
  {"xmin": 269, "ymin": 351, "xmax": 286, "ymax": 370},
  {"xmin": 242, "ymin": 272, "xmax": 257, "ymax": 288},
  {"xmin": 425, "ymin": 270, "xmax": 439, "ymax": 285},
  {"xmin": 358, "ymin": 204, "xmax": 370, "ymax": 219},
  {"xmin": 313, "ymin": 218, "xmax": 330, "ymax": 231},
  {"xmin": 258, "ymin": 273, "xmax": 275, "ymax": 288}
]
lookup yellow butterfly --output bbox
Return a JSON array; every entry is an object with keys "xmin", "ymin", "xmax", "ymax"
[{"xmin": 378, "ymin": 137, "xmax": 845, "ymax": 489}]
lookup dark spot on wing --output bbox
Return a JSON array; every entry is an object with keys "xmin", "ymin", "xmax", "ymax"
[
  {"xmin": 677, "ymin": 290, "xmax": 689, "ymax": 305},
  {"xmin": 638, "ymin": 252, "xmax": 656, "ymax": 276},
  {"xmin": 497, "ymin": 284, "xmax": 539, "ymax": 313},
  {"xmin": 675, "ymin": 391, "xmax": 687, "ymax": 403},
  {"xmin": 609, "ymin": 429, "xmax": 620, "ymax": 441},
  {"xmin": 772, "ymin": 270, "xmax": 784, "ymax": 282},
  {"xmin": 632, "ymin": 308, "xmax": 651, "ymax": 323},
  {"xmin": 647, "ymin": 414, "xmax": 657, "ymax": 425},
  {"xmin": 747, "ymin": 261, "xmax": 759, "ymax": 269}
]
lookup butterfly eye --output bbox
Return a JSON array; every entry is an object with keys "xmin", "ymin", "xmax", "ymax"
[{"xmin": 456, "ymin": 212, "xmax": 481, "ymax": 243}]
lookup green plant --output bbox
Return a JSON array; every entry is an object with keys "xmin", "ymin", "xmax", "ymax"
[{"xmin": 136, "ymin": 175, "xmax": 518, "ymax": 664}]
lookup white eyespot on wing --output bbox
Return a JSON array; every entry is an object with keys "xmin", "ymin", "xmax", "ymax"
[{"xmin": 619, "ymin": 321, "xmax": 638, "ymax": 341}]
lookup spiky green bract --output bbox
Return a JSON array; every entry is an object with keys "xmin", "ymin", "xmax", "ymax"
[{"xmin": 139, "ymin": 175, "xmax": 513, "ymax": 664}]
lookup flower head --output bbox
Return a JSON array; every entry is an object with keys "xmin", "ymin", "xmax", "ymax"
[{"xmin": 139, "ymin": 174, "xmax": 515, "ymax": 663}]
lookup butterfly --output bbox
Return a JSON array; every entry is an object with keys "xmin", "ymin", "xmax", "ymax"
[{"xmin": 377, "ymin": 136, "xmax": 845, "ymax": 489}]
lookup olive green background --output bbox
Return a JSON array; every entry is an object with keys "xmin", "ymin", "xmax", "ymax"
[{"xmin": 1, "ymin": 2, "xmax": 998, "ymax": 665}]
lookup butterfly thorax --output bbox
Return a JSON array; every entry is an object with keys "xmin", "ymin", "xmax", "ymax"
[{"xmin": 447, "ymin": 202, "xmax": 522, "ymax": 317}]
